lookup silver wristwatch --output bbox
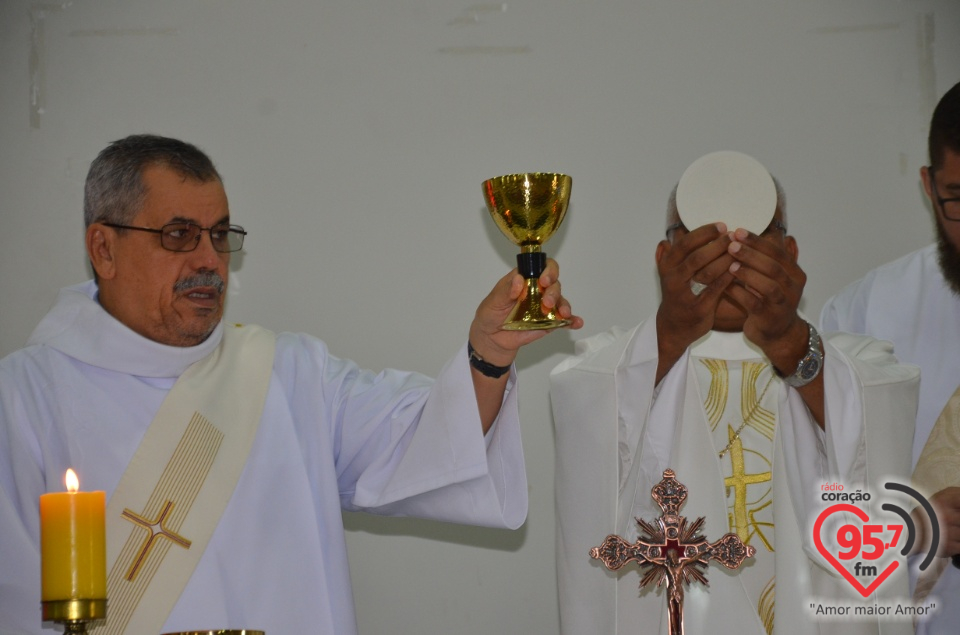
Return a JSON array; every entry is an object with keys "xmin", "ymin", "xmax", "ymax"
[{"xmin": 779, "ymin": 322, "xmax": 823, "ymax": 388}]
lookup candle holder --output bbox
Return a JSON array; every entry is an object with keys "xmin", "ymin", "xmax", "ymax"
[{"xmin": 42, "ymin": 598, "xmax": 106, "ymax": 633}]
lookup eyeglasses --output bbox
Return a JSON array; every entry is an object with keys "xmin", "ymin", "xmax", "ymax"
[
  {"xmin": 929, "ymin": 167, "xmax": 960, "ymax": 221},
  {"xmin": 665, "ymin": 218, "xmax": 787, "ymax": 238},
  {"xmin": 102, "ymin": 222, "xmax": 247, "ymax": 253}
]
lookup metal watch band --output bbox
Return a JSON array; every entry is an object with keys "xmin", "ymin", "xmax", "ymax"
[
  {"xmin": 777, "ymin": 321, "xmax": 823, "ymax": 388},
  {"xmin": 467, "ymin": 342, "xmax": 511, "ymax": 378}
]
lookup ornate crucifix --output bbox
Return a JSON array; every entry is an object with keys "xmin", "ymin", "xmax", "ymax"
[{"xmin": 590, "ymin": 469, "xmax": 756, "ymax": 635}]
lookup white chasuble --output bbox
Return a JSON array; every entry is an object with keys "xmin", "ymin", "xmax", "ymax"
[{"xmin": 550, "ymin": 319, "xmax": 918, "ymax": 635}]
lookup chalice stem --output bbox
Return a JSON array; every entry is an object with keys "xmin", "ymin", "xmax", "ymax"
[{"xmin": 517, "ymin": 246, "xmax": 546, "ymax": 279}]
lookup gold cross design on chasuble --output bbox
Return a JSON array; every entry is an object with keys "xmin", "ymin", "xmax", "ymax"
[
  {"xmin": 121, "ymin": 500, "xmax": 192, "ymax": 581},
  {"xmin": 722, "ymin": 427, "xmax": 772, "ymax": 546}
]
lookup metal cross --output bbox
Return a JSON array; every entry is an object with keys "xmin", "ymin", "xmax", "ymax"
[{"xmin": 590, "ymin": 469, "xmax": 756, "ymax": 635}]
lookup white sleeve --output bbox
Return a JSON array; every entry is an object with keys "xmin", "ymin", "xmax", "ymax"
[{"xmin": 779, "ymin": 332, "xmax": 918, "ymax": 570}]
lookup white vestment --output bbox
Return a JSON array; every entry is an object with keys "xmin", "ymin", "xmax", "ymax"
[
  {"xmin": 821, "ymin": 244, "xmax": 960, "ymax": 635},
  {"xmin": 550, "ymin": 318, "xmax": 917, "ymax": 635},
  {"xmin": 0, "ymin": 281, "xmax": 527, "ymax": 635}
]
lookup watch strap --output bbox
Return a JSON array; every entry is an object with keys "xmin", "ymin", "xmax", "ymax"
[{"xmin": 467, "ymin": 342, "xmax": 512, "ymax": 379}]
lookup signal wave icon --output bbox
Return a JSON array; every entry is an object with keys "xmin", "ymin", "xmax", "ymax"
[{"xmin": 882, "ymin": 482, "xmax": 939, "ymax": 572}]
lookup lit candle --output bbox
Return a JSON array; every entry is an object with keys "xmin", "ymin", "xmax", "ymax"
[{"xmin": 39, "ymin": 469, "xmax": 107, "ymax": 602}]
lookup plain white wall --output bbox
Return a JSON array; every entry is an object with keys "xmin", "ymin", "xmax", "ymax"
[{"xmin": 2, "ymin": 1, "xmax": 959, "ymax": 633}]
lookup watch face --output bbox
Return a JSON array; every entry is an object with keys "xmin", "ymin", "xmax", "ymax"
[{"xmin": 799, "ymin": 358, "xmax": 822, "ymax": 381}]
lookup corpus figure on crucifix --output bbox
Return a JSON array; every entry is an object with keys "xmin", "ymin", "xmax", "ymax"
[{"xmin": 590, "ymin": 469, "xmax": 756, "ymax": 635}]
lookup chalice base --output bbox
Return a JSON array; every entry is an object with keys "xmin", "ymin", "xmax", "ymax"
[{"xmin": 502, "ymin": 277, "xmax": 571, "ymax": 331}]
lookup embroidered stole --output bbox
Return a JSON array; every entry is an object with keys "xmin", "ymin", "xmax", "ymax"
[
  {"xmin": 92, "ymin": 324, "xmax": 275, "ymax": 635},
  {"xmin": 696, "ymin": 357, "xmax": 778, "ymax": 634}
]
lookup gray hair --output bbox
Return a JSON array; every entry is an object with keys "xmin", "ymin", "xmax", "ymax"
[
  {"xmin": 666, "ymin": 175, "xmax": 787, "ymax": 231},
  {"xmin": 83, "ymin": 134, "xmax": 222, "ymax": 228}
]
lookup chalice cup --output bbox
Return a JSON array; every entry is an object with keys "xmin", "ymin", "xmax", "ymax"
[{"xmin": 482, "ymin": 172, "xmax": 572, "ymax": 330}]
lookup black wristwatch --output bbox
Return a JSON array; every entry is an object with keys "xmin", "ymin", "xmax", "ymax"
[
  {"xmin": 777, "ymin": 322, "xmax": 823, "ymax": 388},
  {"xmin": 467, "ymin": 342, "xmax": 512, "ymax": 379}
]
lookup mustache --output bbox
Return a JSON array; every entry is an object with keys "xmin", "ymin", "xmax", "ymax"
[{"xmin": 174, "ymin": 271, "xmax": 225, "ymax": 295}]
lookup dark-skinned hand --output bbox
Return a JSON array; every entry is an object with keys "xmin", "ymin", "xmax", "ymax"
[
  {"xmin": 725, "ymin": 226, "xmax": 807, "ymax": 371},
  {"xmin": 654, "ymin": 222, "xmax": 734, "ymax": 382}
]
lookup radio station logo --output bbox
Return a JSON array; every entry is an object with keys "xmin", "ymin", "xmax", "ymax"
[{"xmin": 813, "ymin": 481, "xmax": 939, "ymax": 599}]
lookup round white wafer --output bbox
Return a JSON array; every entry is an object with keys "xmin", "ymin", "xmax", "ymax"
[{"xmin": 676, "ymin": 150, "xmax": 776, "ymax": 234}]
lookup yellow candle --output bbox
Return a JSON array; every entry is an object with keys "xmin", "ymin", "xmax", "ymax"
[{"xmin": 39, "ymin": 469, "xmax": 107, "ymax": 601}]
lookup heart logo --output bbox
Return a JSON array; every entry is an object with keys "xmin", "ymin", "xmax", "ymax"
[{"xmin": 813, "ymin": 503, "xmax": 901, "ymax": 598}]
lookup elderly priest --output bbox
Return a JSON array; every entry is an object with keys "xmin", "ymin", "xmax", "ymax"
[
  {"xmin": 0, "ymin": 134, "xmax": 581, "ymax": 634},
  {"xmin": 550, "ymin": 152, "xmax": 918, "ymax": 635}
]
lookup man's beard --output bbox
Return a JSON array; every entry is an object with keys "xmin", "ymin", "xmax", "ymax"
[{"xmin": 935, "ymin": 220, "xmax": 960, "ymax": 296}]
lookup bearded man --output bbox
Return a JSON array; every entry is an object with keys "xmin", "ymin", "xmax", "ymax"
[{"xmin": 821, "ymin": 80, "xmax": 960, "ymax": 635}]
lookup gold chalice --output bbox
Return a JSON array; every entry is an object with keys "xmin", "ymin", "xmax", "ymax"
[{"xmin": 482, "ymin": 172, "xmax": 572, "ymax": 330}]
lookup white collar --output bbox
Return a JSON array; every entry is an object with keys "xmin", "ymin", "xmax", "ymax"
[
  {"xmin": 688, "ymin": 329, "xmax": 764, "ymax": 361},
  {"xmin": 27, "ymin": 280, "xmax": 223, "ymax": 378}
]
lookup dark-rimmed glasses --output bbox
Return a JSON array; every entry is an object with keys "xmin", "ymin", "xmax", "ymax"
[
  {"xmin": 665, "ymin": 218, "xmax": 787, "ymax": 238},
  {"xmin": 929, "ymin": 167, "xmax": 960, "ymax": 221},
  {"xmin": 102, "ymin": 222, "xmax": 247, "ymax": 253}
]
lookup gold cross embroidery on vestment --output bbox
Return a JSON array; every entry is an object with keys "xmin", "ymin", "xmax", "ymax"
[
  {"xmin": 722, "ymin": 427, "xmax": 773, "ymax": 548},
  {"xmin": 121, "ymin": 500, "xmax": 192, "ymax": 581}
]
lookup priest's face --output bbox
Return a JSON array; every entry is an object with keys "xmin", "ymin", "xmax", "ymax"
[
  {"xmin": 88, "ymin": 165, "xmax": 231, "ymax": 347},
  {"xmin": 922, "ymin": 148, "xmax": 960, "ymax": 295}
]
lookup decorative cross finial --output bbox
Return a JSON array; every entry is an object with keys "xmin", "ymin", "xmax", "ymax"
[{"xmin": 589, "ymin": 469, "xmax": 756, "ymax": 635}]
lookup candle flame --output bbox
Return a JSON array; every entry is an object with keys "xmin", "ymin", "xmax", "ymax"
[{"xmin": 65, "ymin": 468, "xmax": 79, "ymax": 493}]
